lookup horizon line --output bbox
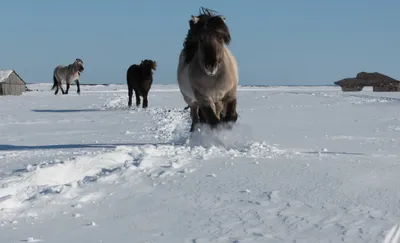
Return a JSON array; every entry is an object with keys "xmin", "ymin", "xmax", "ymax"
[{"xmin": 26, "ymin": 82, "xmax": 337, "ymax": 87}]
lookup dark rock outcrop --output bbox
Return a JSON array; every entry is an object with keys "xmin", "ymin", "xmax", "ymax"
[{"xmin": 334, "ymin": 72, "xmax": 400, "ymax": 92}]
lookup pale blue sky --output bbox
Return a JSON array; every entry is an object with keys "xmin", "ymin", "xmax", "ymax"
[{"xmin": 1, "ymin": 1, "xmax": 399, "ymax": 85}]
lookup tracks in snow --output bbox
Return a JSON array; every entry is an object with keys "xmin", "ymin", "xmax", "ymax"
[
  {"xmin": 0, "ymin": 93, "xmax": 390, "ymax": 221},
  {"xmin": 1, "ymin": 92, "xmax": 400, "ymax": 241},
  {"xmin": 185, "ymin": 189, "xmax": 396, "ymax": 242},
  {"xmin": 0, "ymin": 96, "xmax": 288, "ymax": 220}
]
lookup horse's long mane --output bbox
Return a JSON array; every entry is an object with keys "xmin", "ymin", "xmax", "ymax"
[
  {"xmin": 140, "ymin": 59, "xmax": 157, "ymax": 79},
  {"xmin": 140, "ymin": 59, "xmax": 157, "ymax": 71},
  {"xmin": 182, "ymin": 7, "xmax": 231, "ymax": 65}
]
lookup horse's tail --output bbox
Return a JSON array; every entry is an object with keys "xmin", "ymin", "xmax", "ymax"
[{"xmin": 51, "ymin": 75, "xmax": 58, "ymax": 90}]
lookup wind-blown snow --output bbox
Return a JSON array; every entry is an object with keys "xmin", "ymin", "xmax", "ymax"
[
  {"xmin": 0, "ymin": 70, "xmax": 13, "ymax": 82},
  {"xmin": 1, "ymin": 83, "xmax": 400, "ymax": 242}
]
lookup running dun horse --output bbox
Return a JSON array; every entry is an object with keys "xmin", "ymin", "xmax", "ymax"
[
  {"xmin": 177, "ymin": 7, "xmax": 239, "ymax": 132},
  {"xmin": 52, "ymin": 58, "xmax": 84, "ymax": 95}
]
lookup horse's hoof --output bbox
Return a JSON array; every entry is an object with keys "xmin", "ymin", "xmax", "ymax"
[
  {"xmin": 222, "ymin": 122, "xmax": 234, "ymax": 130},
  {"xmin": 222, "ymin": 113, "xmax": 238, "ymax": 123}
]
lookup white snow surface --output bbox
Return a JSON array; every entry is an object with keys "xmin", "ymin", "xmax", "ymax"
[
  {"xmin": 1, "ymin": 83, "xmax": 400, "ymax": 242},
  {"xmin": 0, "ymin": 70, "xmax": 13, "ymax": 83}
]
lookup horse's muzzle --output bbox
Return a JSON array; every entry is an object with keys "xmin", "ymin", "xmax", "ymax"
[
  {"xmin": 205, "ymin": 65, "xmax": 218, "ymax": 76},
  {"xmin": 79, "ymin": 67, "xmax": 84, "ymax": 72}
]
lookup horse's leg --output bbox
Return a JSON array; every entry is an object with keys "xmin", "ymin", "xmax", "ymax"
[
  {"xmin": 128, "ymin": 85, "xmax": 133, "ymax": 107},
  {"xmin": 206, "ymin": 101, "xmax": 224, "ymax": 129},
  {"xmin": 189, "ymin": 104, "xmax": 200, "ymax": 132},
  {"xmin": 198, "ymin": 108, "xmax": 206, "ymax": 123},
  {"xmin": 65, "ymin": 82, "xmax": 70, "ymax": 95},
  {"xmin": 194, "ymin": 90, "xmax": 220, "ymax": 127},
  {"xmin": 197, "ymin": 101, "xmax": 221, "ymax": 124},
  {"xmin": 54, "ymin": 85, "xmax": 59, "ymax": 95},
  {"xmin": 134, "ymin": 89, "xmax": 141, "ymax": 107},
  {"xmin": 219, "ymin": 103, "xmax": 227, "ymax": 121},
  {"xmin": 199, "ymin": 104, "xmax": 220, "ymax": 128},
  {"xmin": 59, "ymin": 81, "xmax": 66, "ymax": 94},
  {"xmin": 76, "ymin": 80, "xmax": 81, "ymax": 95},
  {"xmin": 222, "ymin": 98, "xmax": 238, "ymax": 123},
  {"xmin": 215, "ymin": 101, "xmax": 224, "ymax": 120},
  {"xmin": 142, "ymin": 90, "xmax": 149, "ymax": 109}
]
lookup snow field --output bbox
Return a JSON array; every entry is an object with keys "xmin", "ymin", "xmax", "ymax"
[{"xmin": 1, "ymin": 84, "xmax": 400, "ymax": 242}]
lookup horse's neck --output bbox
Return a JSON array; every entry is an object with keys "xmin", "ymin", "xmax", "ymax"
[
  {"xmin": 223, "ymin": 46, "xmax": 238, "ymax": 81},
  {"xmin": 67, "ymin": 64, "xmax": 74, "ymax": 70},
  {"xmin": 142, "ymin": 69, "xmax": 153, "ymax": 79}
]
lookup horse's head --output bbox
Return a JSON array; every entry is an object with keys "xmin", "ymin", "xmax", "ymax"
[
  {"xmin": 74, "ymin": 58, "xmax": 85, "ymax": 73},
  {"xmin": 140, "ymin": 59, "xmax": 157, "ymax": 79},
  {"xmin": 188, "ymin": 7, "xmax": 231, "ymax": 76},
  {"xmin": 141, "ymin": 59, "xmax": 157, "ymax": 71}
]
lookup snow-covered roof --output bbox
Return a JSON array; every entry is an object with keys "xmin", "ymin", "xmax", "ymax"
[{"xmin": 0, "ymin": 70, "xmax": 14, "ymax": 83}]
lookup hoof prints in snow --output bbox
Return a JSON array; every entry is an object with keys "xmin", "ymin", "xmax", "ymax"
[
  {"xmin": 144, "ymin": 106, "xmax": 191, "ymax": 144},
  {"xmin": 101, "ymin": 94, "xmax": 130, "ymax": 110},
  {"xmin": 0, "ymin": 94, "xmax": 287, "ymax": 219},
  {"xmin": 186, "ymin": 190, "xmax": 394, "ymax": 242}
]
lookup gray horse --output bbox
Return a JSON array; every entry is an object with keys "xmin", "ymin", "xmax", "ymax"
[
  {"xmin": 51, "ymin": 58, "xmax": 84, "ymax": 95},
  {"xmin": 177, "ymin": 7, "xmax": 239, "ymax": 132}
]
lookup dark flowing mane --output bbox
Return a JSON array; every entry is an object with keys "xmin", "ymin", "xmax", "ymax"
[
  {"xmin": 140, "ymin": 59, "xmax": 157, "ymax": 79},
  {"xmin": 182, "ymin": 7, "xmax": 231, "ymax": 65}
]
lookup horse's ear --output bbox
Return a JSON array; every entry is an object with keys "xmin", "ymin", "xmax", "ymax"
[
  {"xmin": 191, "ymin": 15, "xmax": 199, "ymax": 24},
  {"xmin": 221, "ymin": 16, "xmax": 226, "ymax": 23}
]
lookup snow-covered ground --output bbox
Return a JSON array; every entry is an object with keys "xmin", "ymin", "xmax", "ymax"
[{"xmin": 1, "ymin": 83, "xmax": 400, "ymax": 242}]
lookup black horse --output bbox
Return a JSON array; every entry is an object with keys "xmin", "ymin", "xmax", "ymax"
[{"xmin": 126, "ymin": 59, "xmax": 157, "ymax": 108}]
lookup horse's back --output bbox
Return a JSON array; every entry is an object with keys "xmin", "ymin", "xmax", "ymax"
[
  {"xmin": 127, "ymin": 65, "xmax": 140, "ymax": 80},
  {"xmin": 127, "ymin": 64, "xmax": 145, "ymax": 91},
  {"xmin": 53, "ymin": 65, "xmax": 68, "ymax": 81},
  {"xmin": 53, "ymin": 64, "xmax": 66, "ymax": 73}
]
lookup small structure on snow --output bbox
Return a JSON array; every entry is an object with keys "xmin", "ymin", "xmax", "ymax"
[
  {"xmin": 334, "ymin": 72, "xmax": 400, "ymax": 92},
  {"xmin": 0, "ymin": 70, "xmax": 27, "ymax": 96}
]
